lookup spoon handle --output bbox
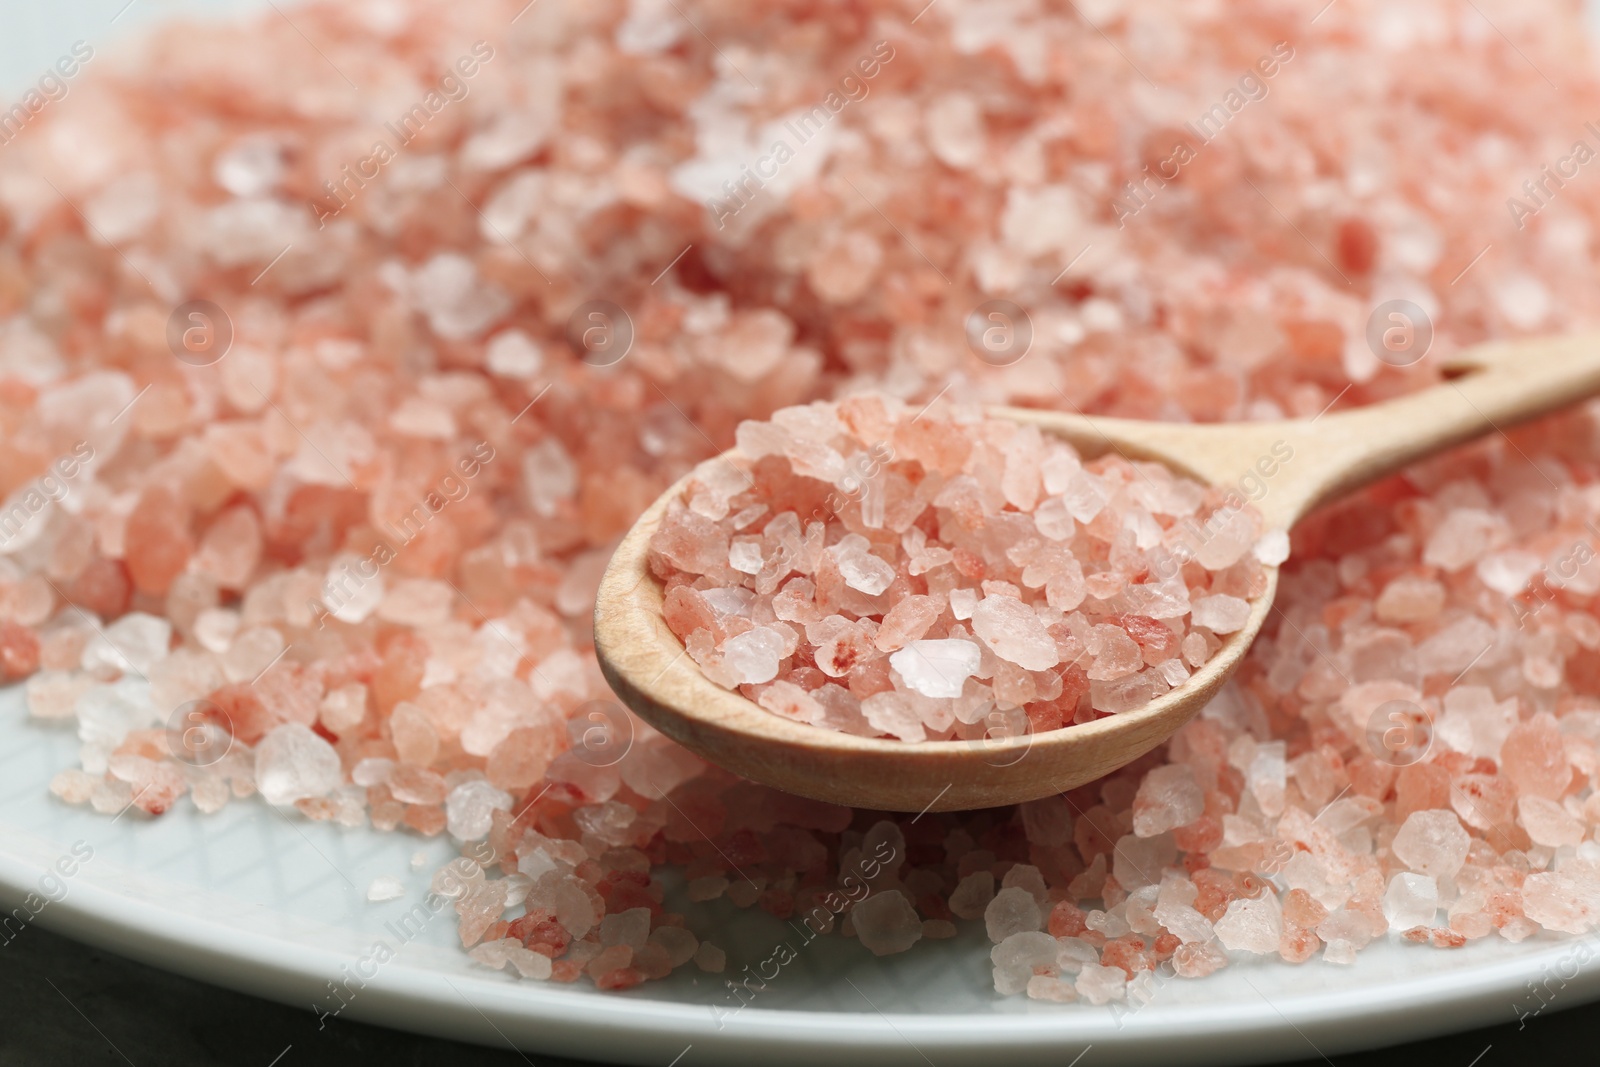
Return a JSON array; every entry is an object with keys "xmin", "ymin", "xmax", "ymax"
[
  {"xmin": 1001, "ymin": 332, "xmax": 1600, "ymax": 531},
  {"xmin": 1263, "ymin": 332, "xmax": 1600, "ymax": 528}
]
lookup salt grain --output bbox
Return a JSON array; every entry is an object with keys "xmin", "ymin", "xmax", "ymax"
[{"xmin": 367, "ymin": 876, "xmax": 406, "ymax": 902}]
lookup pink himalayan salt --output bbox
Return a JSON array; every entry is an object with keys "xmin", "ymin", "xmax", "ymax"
[
  {"xmin": 652, "ymin": 400, "xmax": 1261, "ymax": 740},
  {"xmin": 11, "ymin": 0, "xmax": 1600, "ymax": 1008}
]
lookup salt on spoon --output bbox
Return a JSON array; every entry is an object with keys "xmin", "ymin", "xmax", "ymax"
[{"xmin": 596, "ymin": 336, "xmax": 1600, "ymax": 812}]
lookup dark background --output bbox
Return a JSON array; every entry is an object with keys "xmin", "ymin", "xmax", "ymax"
[{"xmin": 0, "ymin": 923, "xmax": 1578, "ymax": 1067}]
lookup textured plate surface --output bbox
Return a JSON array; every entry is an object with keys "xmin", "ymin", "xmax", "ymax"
[
  {"xmin": 4, "ymin": 3, "xmax": 1600, "ymax": 1064},
  {"xmin": 5, "ymin": 682, "xmax": 1600, "ymax": 1067}
]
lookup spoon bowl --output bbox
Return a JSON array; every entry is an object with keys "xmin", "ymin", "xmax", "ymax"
[{"xmin": 596, "ymin": 335, "xmax": 1600, "ymax": 812}]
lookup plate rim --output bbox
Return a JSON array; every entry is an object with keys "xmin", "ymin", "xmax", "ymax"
[{"xmin": 5, "ymin": 836, "xmax": 1598, "ymax": 1067}]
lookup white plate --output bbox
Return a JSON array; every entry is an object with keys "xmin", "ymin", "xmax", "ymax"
[
  {"xmin": 2, "ymin": 682, "xmax": 1598, "ymax": 1067},
  {"xmin": 4, "ymin": 4, "xmax": 1600, "ymax": 1064}
]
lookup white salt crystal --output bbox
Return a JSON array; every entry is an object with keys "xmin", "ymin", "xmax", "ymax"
[
  {"xmin": 523, "ymin": 438, "xmax": 577, "ymax": 518},
  {"xmin": 948, "ymin": 588, "xmax": 979, "ymax": 620},
  {"xmin": 971, "ymin": 595, "xmax": 1059, "ymax": 670},
  {"xmin": 1253, "ymin": 529, "xmax": 1290, "ymax": 565},
  {"xmin": 214, "ymin": 134, "xmax": 284, "ymax": 197},
  {"xmin": 351, "ymin": 757, "xmax": 395, "ymax": 786},
  {"xmin": 1422, "ymin": 508, "xmax": 1500, "ymax": 571},
  {"xmin": 1061, "ymin": 470, "xmax": 1109, "ymax": 522},
  {"xmin": 367, "ymin": 876, "xmax": 405, "ymax": 902},
  {"xmin": 410, "ymin": 253, "xmax": 512, "ymax": 339},
  {"xmin": 835, "ymin": 538, "xmax": 896, "ymax": 595},
  {"xmin": 1475, "ymin": 549, "xmax": 1541, "ymax": 596},
  {"xmin": 1246, "ymin": 742, "xmax": 1286, "ymax": 817},
  {"xmin": 1153, "ymin": 898, "xmax": 1214, "ymax": 944},
  {"xmin": 255, "ymin": 723, "xmax": 343, "ymax": 805},
  {"xmin": 1033, "ymin": 496, "xmax": 1075, "ymax": 540},
  {"xmin": 1060, "ymin": 937, "xmax": 1101, "ymax": 977},
  {"xmin": 984, "ymin": 885, "xmax": 1043, "ymax": 943},
  {"xmin": 853, "ymin": 891, "xmax": 925, "ymax": 956},
  {"xmin": 323, "ymin": 555, "xmax": 384, "ymax": 625},
  {"xmin": 890, "ymin": 639, "xmax": 981, "ymax": 699},
  {"xmin": 1213, "ymin": 894, "xmax": 1282, "ymax": 953},
  {"xmin": 949, "ymin": 871, "xmax": 996, "ymax": 920},
  {"xmin": 193, "ymin": 608, "xmax": 240, "ymax": 653},
  {"xmin": 222, "ymin": 626, "xmax": 286, "ymax": 684},
  {"xmin": 76, "ymin": 683, "xmax": 159, "ymax": 757},
  {"xmin": 1391, "ymin": 809, "xmax": 1470, "ymax": 879},
  {"xmin": 1157, "ymin": 658, "xmax": 1191, "ymax": 686},
  {"xmin": 1194, "ymin": 508, "xmax": 1255, "ymax": 570},
  {"xmin": 1382, "ymin": 872, "xmax": 1439, "ymax": 930},
  {"xmin": 1112, "ymin": 832, "xmax": 1176, "ymax": 890},
  {"xmin": 486, "ymin": 329, "xmax": 544, "ymax": 379},
  {"xmin": 81, "ymin": 612, "xmax": 172, "ymax": 676},
  {"xmin": 861, "ymin": 691, "xmax": 926, "ymax": 742},
  {"xmin": 1191, "ymin": 594, "xmax": 1251, "ymax": 635},
  {"xmin": 1075, "ymin": 963, "xmax": 1128, "ymax": 1005},
  {"xmin": 1041, "ymin": 450, "xmax": 1081, "ymax": 494},
  {"xmin": 1132, "ymin": 764, "xmax": 1204, "ymax": 837},
  {"xmin": 446, "ymin": 779, "xmax": 514, "ymax": 841},
  {"xmin": 728, "ymin": 539, "xmax": 764, "ymax": 574},
  {"xmin": 721, "ymin": 627, "xmax": 788, "ymax": 684},
  {"xmin": 991, "ymin": 931, "xmax": 1058, "ymax": 995},
  {"xmin": 701, "ymin": 587, "xmax": 754, "ymax": 617}
]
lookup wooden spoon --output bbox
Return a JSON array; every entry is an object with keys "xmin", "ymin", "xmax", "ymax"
[{"xmin": 595, "ymin": 335, "xmax": 1600, "ymax": 812}]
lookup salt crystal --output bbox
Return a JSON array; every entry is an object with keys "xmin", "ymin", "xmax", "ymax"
[
  {"xmin": 694, "ymin": 942, "xmax": 726, "ymax": 973},
  {"xmin": 1075, "ymin": 963, "xmax": 1128, "ymax": 1005},
  {"xmin": 834, "ymin": 538, "xmax": 895, "ymax": 595},
  {"xmin": 50, "ymin": 769, "xmax": 95, "ymax": 805},
  {"xmin": 1423, "ymin": 509, "xmax": 1502, "ymax": 571},
  {"xmin": 1391, "ymin": 810, "xmax": 1470, "ymax": 879},
  {"xmin": 1253, "ymin": 529, "xmax": 1290, "ymax": 566},
  {"xmin": 890, "ymin": 640, "xmax": 981, "ymax": 699},
  {"xmin": 970, "ymin": 596, "xmax": 1058, "ymax": 671},
  {"xmin": 949, "ymin": 871, "xmax": 996, "ymax": 920},
  {"xmin": 255, "ymin": 724, "xmax": 343, "ymax": 806},
  {"xmin": 1213, "ymin": 895, "xmax": 1283, "ymax": 954},
  {"xmin": 1026, "ymin": 975, "xmax": 1078, "ymax": 1002},
  {"xmin": 1374, "ymin": 575, "xmax": 1445, "ymax": 624},
  {"xmin": 1382, "ymin": 872, "xmax": 1439, "ymax": 931},
  {"xmin": 984, "ymin": 885, "xmax": 1043, "ymax": 942},
  {"xmin": 28, "ymin": 671, "xmax": 90, "ymax": 721},
  {"xmin": 1132, "ymin": 764, "xmax": 1204, "ymax": 837},
  {"xmin": 720, "ymin": 627, "xmax": 787, "ymax": 684},
  {"xmin": 728, "ymin": 539, "xmax": 764, "ymax": 574},
  {"xmin": 600, "ymin": 907, "xmax": 652, "ymax": 949},
  {"xmin": 486, "ymin": 329, "xmax": 544, "ymax": 380},
  {"xmin": 991, "ymin": 931, "xmax": 1058, "ymax": 995},
  {"xmin": 81, "ymin": 613, "xmax": 172, "ymax": 676},
  {"xmin": 1190, "ymin": 595, "xmax": 1251, "ymax": 635},
  {"xmin": 1061, "ymin": 470, "xmax": 1109, "ymax": 522},
  {"xmin": 1518, "ymin": 796, "xmax": 1585, "ymax": 849},
  {"xmin": 446, "ymin": 780, "xmax": 513, "ymax": 841},
  {"xmin": 1520, "ymin": 863, "xmax": 1600, "ymax": 934},
  {"xmin": 367, "ymin": 876, "xmax": 405, "ymax": 902},
  {"xmin": 214, "ymin": 134, "xmax": 283, "ymax": 197},
  {"xmin": 853, "ymin": 891, "xmax": 925, "ymax": 956}
]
